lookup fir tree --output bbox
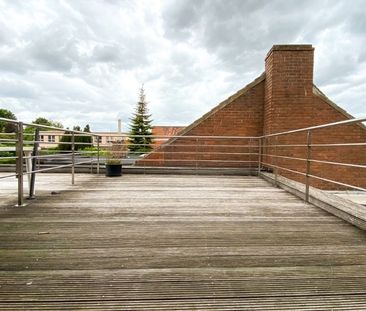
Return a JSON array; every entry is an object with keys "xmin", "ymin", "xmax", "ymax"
[{"xmin": 128, "ymin": 86, "xmax": 153, "ymax": 153}]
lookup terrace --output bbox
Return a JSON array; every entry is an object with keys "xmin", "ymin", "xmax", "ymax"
[{"xmin": 0, "ymin": 117, "xmax": 366, "ymax": 310}]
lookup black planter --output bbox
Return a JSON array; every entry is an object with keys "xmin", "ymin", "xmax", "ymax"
[{"xmin": 105, "ymin": 164, "xmax": 122, "ymax": 177}]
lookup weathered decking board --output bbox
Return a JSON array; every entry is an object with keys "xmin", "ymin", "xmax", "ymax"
[{"xmin": 0, "ymin": 174, "xmax": 366, "ymax": 310}]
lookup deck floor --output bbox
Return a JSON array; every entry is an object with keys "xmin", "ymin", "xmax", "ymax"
[{"xmin": 1, "ymin": 174, "xmax": 366, "ymax": 310}]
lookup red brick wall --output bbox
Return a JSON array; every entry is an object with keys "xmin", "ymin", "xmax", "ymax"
[
  {"xmin": 264, "ymin": 45, "xmax": 315, "ymax": 134},
  {"xmin": 138, "ymin": 79, "xmax": 265, "ymax": 168},
  {"xmin": 266, "ymin": 94, "xmax": 366, "ymax": 189},
  {"xmin": 263, "ymin": 45, "xmax": 366, "ymax": 189},
  {"xmin": 138, "ymin": 44, "xmax": 365, "ymax": 190}
]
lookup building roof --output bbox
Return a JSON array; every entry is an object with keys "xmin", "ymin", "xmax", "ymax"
[{"xmin": 152, "ymin": 126, "xmax": 186, "ymax": 137}]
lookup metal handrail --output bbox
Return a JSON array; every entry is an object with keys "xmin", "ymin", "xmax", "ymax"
[
  {"xmin": 0, "ymin": 117, "xmax": 100, "ymax": 206},
  {"xmin": 261, "ymin": 117, "xmax": 366, "ymax": 138},
  {"xmin": 260, "ymin": 117, "xmax": 366, "ymax": 201},
  {"xmin": 1, "ymin": 116, "xmax": 365, "ymax": 206}
]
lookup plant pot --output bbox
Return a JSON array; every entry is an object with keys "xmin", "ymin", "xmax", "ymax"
[{"xmin": 105, "ymin": 164, "xmax": 122, "ymax": 177}]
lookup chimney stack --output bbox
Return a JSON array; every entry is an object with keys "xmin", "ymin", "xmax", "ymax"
[
  {"xmin": 263, "ymin": 44, "xmax": 314, "ymax": 134},
  {"xmin": 117, "ymin": 119, "xmax": 122, "ymax": 133}
]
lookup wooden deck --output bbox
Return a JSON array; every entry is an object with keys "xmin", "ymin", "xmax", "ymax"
[{"xmin": 1, "ymin": 174, "xmax": 366, "ymax": 310}]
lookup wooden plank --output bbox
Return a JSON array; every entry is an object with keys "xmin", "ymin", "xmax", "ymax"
[{"xmin": 0, "ymin": 174, "xmax": 366, "ymax": 309}]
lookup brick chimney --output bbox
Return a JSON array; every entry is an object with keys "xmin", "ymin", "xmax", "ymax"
[{"xmin": 263, "ymin": 45, "xmax": 314, "ymax": 134}]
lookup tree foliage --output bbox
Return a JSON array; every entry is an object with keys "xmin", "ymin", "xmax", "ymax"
[
  {"xmin": 25, "ymin": 117, "xmax": 63, "ymax": 134},
  {"xmin": 128, "ymin": 86, "xmax": 153, "ymax": 153},
  {"xmin": 0, "ymin": 108, "xmax": 17, "ymax": 133},
  {"xmin": 58, "ymin": 124, "xmax": 93, "ymax": 151}
]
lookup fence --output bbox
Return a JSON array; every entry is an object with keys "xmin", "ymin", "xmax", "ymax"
[
  {"xmin": 0, "ymin": 117, "xmax": 365, "ymax": 206},
  {"xmin": 0, "ymin": 118, "xmax": 99, "ymax": 206}
]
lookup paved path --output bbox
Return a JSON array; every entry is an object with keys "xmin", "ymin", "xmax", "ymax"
[{"xmin": 0, "ymin": 174, "xmax": 366, "ymax": 309}]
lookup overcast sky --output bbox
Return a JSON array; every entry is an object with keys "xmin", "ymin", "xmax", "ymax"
[{"xmin": 0, "ymin": 0, "xmax": 365, "ymax": 131}]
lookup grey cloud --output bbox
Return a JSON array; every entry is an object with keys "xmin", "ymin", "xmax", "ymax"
[
  {"xmin": 0, "ymin": 0, "xmax": 365, "ymax": 131},
  {"xmin": 91, "ymin": 39, "xmax": 149, "ymax": 70},
  {"xmin": 26, "ymin": 23, "xmax": 83, "ymax": 73},
  {"xmin": 0, "ymin": 78, "xmax": 38, "ymax": 99}
]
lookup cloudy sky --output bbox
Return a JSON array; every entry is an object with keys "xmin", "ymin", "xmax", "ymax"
[{"xmin": 0, "ymin": 0, "xmax": 365, "ymax": 131}]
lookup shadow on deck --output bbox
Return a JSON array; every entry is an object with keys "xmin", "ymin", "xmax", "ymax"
[{"xmin": 1, "ymin": 174, "xmax": 366, "ymax": 310}]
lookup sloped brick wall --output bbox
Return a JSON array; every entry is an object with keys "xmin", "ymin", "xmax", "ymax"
[
  {"xmin": 138, "ymin": 78, "xmax": 265, "ymax": 168},
  {"xmin": 137, "ymin": 44, "xmax": 365, "ymax": 189},
  {"xmin": 263, "ymin": 45, "xmax": 366, "ymax": 189}
]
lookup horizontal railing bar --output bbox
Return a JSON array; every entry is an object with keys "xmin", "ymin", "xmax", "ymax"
[
  {"xmin": 133, "ymin": 159, "xmax": 257, "ymax": 163},
  {"xmin": 0, "ymin": 173, "xmax": 18, "ymax": 179},
  {"xmin": 106, "ymin": 151, "xmax": 259, "ymax": 156},
  {"xmin": 0, "ymin": 117, "xmax": 100, "ymax": 137},
  {"xmin": 46, "ymin": 134, "xmax": 97, "ymax": 137},
  {"xmin": 264, "ymin": 143, "xmax": 366, "ymax": 148},
  {"xmin": 262, "ymin": 117, "xmax": 366, "ymax": 138},
  {"xmin": 120, "ymin": 144, "xmax": 259, "ymax": 148},
  {"xmin": 22, "ymin": 140, "xmax": 94, "ymax": 145},
  {"xmin": 308, "ymin": 174, "xmax": 366, "ymax": 192},
  {"xmin": 263, "ymin": 144, "xmax": 307, "ymax": 148},
  {"xmin": 114, "ymin": 134, "xmax": 260, "ymax": 139},
  {"xmin": 27, "ymin": 164, "xmax": 74, "ymax": 174},
  {"xmin": 0, "ymin": 117, "xmax": 19, "ymax": 124},
  {"xmin": 22, "ymin": 124, "xmax": 99, "ymax": 137},
  {"xmin": 261, "ymin": 154, "xmax": 307, "ymax": 162},
  {"xmin": 261, "ymin": 162, "xmax": 307, "ymax": 176},
  {"xmin": 27, "ymin": 160, "xmax": 95, "ymax": 174},
  {"xmin": 309, "ymin": 159, "xmax": 366, "ymax": 169},
  {"xmin": 310, "ymin": 143, "xmax": 366, "ymax": 147},
  {"xmin": 0, "ymin": 139, "xmax": 18, "ymax": 142},
  {"xmin": 25, "ymin": 153, "xmax": 77, "ymax": 159},
  {"xmin": 0, "ymin": 156, "xmax": 18, "ymax": 159}
]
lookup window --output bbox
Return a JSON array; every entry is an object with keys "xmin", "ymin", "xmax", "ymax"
[
  {"xmin": 48, "ymin": 135, "xmax": 55, "ymax": 143},
  {"xmin": 40, "ymin": 135, "xmax": 44, "ymax": 142}
]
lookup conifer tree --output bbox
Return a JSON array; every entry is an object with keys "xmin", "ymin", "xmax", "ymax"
[{"xmin": 128, "ymin": 86, "xmax": 153, "ymax": 153}]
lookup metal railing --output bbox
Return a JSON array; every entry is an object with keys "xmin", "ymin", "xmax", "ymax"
[
  {"xmin": 0, "ymin": 117, "xmax": 100, "ymax": 206},
  {"xmin": 259, "ymin": 118, "xmax": 366, "ymax": 202},
  {"xmin": 1, "ymin": 117, "xmax": 365, "ymax": 206}
]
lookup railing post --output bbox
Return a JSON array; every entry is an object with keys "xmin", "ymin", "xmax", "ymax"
[
  {"xmin": 274, "ymin": 136, "xmax": 278, "ymax": 186},
  {"xmin": 28, "ymin": 128, "xmax": 39, "ymax": 199},
  {"xmin": 71, "ymin": 132, "xmax": 75, "ymax": 185},
  {"xmin": 15, "ymin": 122, "xmax": 24, "ymax": 207},
  {"xmin": 195, "ymin": 137, "xmax": 198, "ymax": 174},
  {"xmin": 257, "ymin": 137, "xmax": 262, "ymax": 176},
  {"xmin": 305, "ymin": 130, "xmax": 312, "ymax": 202},
  {"xmin": 97, "ymin": 136, "xmax": 100, "ymax": 175}
]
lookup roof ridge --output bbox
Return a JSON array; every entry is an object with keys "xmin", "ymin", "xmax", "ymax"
[
  {"xmin": 149, "ymin": 72, "xmax": 265, "ymax": 152},
  {"xmin": 312, "ymin": 84, "xmax": 366, "ymax": 130}
]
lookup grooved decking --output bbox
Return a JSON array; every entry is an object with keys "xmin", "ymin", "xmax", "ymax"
[{"xmin": 1, "ymin": 174, "xmax": 366, "ymax": 310}]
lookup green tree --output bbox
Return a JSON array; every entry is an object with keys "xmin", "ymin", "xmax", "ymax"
[
  {"xmin": 82, "ymin": 124, "xmax": 92, "ymax": 147},
  {"xmin": 58, "ymin": 125, "xmax": 90, "ymax": 151},
  {"xmin": 0, "ymin": 108, "xmax": 17, "ymax": 133},
  {"xmin": 58, "ymin": 129, "xmax": 72, "ymax": 151},
  {"xmin": 33, "ymin": 117, "xmax": 52, "ymax": 127},
  {"xmin": 128, "ymin": 86, "xmax": 153, "ymax": 153},
  {"xmin": 32, "ymin": 117, "xmax": 63, "ymax": 129}
]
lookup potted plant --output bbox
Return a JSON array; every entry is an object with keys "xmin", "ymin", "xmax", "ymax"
[{"xmin": 105, "ymin": 140, "xmax": 127, "ymax": 177}]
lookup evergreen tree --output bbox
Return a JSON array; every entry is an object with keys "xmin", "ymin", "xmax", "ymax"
[{"xmin": 128, "ymin": 86, "xmax": 153, "ymax": 153}]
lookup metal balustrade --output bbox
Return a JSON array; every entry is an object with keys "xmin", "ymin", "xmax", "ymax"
[{"xmin": 0, "ymin": 117, "xmax": 365, "ymax": 206}]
